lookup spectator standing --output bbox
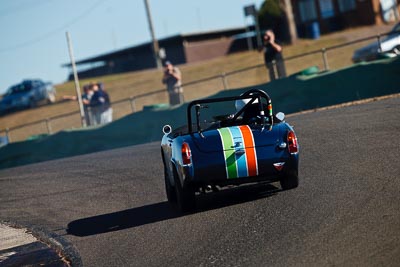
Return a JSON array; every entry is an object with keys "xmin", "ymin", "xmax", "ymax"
[
  {"xmin": 89, "ymin": 82, "xmax": 112, "ymax": 125},
  {"xmin": 62, "ymin": 84, "xmax": 94, "ymax": 126},
  {"xmin": 263, "ymin": 30, "xmax": 286, "ymax": 81},
  {"xmin": 162, "ymin": 61, "xmax": 184, "ymax": 105},
  {"xmin": 82, "ymin": 85, "xmax": 94, "ymax": 126}
]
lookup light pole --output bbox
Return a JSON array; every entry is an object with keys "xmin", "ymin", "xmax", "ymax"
[
  {"xmin": 144, "ymin": 0, "xmax": 162, "ymax": 69},
  {"xmin": 66, "ymin": 31, "xmax": 86, "ymax": 127}
]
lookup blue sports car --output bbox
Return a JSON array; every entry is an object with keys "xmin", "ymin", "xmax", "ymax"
[{"xmin": 161, "ymin": 89, "xmax": 299, "ymax": 212}]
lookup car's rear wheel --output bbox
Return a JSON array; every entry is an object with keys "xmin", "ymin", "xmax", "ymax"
[
  {"xmin": 280, "ymin": 170, "xmax": 299, "ymax": 190},
  {"xmin": 29, "ymin": 99, "xmax": 37, "ymax": 108},
  {"xmin": 173, "ymin": 168, "xmax": 196, "ymax": 213},
  {"xmin": 164, "ymin": 164, "xmax": 176, "ymax": 203}
]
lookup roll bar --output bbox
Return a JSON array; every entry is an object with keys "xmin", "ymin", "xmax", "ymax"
[{"xmin": 187, "ymin": 89, "xmax": 273, "ymax": 135}]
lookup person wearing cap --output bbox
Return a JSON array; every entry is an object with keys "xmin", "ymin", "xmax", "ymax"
[{"xmin": 162, "ymin": 61, "xmax": 184, "ymax": 105}]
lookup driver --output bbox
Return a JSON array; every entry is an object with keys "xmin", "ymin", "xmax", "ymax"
[{"xmin": 235, "ymin": 97, "xmax": 266, "ymax": 124}]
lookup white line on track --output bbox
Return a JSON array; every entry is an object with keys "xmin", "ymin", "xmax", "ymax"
[{"xmin": 0, "ymin": 223, "xmax": 37, "ymax": 251}]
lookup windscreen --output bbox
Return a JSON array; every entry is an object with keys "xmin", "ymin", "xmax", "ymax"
[
  {"xmin": 7, "ymin": 83, "xmax": 32, "ymax": 95},
  {"xmin": 189, "ymin": 95, "xmax": 269, "ymax": 133}
]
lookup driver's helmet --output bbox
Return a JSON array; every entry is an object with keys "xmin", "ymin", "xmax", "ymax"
[
  {"xmin": 235, "ymin": 93, "xmax": 270, "ymax": 124},
  {"xmin": 235, "ymin": 95, "xmax": 258, "ymax": 112}
]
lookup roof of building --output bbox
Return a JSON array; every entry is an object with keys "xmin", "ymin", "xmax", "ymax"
[{"xmin": 62, "ymin": 26, "xmax": 247, "ymax": 67}]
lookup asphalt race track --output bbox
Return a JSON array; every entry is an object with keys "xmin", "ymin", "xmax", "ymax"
[{"xmin": 1, "ymin": 96, "xmax": 399, "ymax": 266}]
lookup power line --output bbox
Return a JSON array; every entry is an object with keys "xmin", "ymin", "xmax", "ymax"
[
  {"xmin": 0, "ymin": 0, "xmax": 55, "ymax": 18},
  {"xmin": 0, "ymin": 0, "xmax": 108, "ymax": 53}
]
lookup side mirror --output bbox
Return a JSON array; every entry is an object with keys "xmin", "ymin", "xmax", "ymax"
[
  {"xmin": 275, "ymin": 112, "xmax": 285, "ymax": 122},
  {"xmin": 162, "ymin": 125, "xmax": 172, "ymax": 134}
]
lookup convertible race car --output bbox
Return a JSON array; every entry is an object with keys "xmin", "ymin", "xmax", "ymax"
[{"xmin": 161, "ymin": 89, "xmax": 299, "ymax": 212}]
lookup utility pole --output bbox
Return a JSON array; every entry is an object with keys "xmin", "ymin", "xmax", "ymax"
[
  {"xmin": 144, "ymin": 0, "xmax": 162, "ymax": 69},
  {"xmin": 66, "ymin": 31, "xmax": 86, "ymax": 127},
  {"xmin": 244, "ymin": 4, "xmax": 262, "ymax": 50}
]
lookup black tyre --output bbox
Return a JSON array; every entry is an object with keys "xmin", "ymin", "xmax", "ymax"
[
  {"xmin": 173, "ymin": 169, "xmax": 196, "ymax": 213},
  {"xmin": 29, "ymin": 99, "xmax": 37, "ymax": 108},
  {"xmin": 280, "ymin": 170, "xmax": 299, "ymax": 190},
  {"xmin": 164, "ymin": 164, "xmax": 176, "ymax": 203}
]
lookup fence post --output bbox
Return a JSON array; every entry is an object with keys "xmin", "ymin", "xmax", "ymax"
[
  {"xmin": 377, "ymin": 34, "xmax": 382, "ymax": 52},
  {"xmin": 322, "ymin": 48, "xmax": 329, "ymax": 71},
  {"xmin": 221, "ymin": 73, "xmax": 229, "ymax": 90},
  {"xmin": 6, "ymin": 128, "xmax": 11, "ymax": 143},
  {"xmin": 272, "ymin": 60, "xmax": 277, "ymax": 80},
  {"xmin": 130, "ymin": 97, "xmax": 136, "ymax": 113},
  {"xmin": 45, "ymin": 118, "xmax": 52, "ymax": 134}
]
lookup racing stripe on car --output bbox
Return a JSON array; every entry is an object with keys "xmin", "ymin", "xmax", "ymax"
[
  {"xmin": 218, "ymin": 127, "xmax": 238, "ymax": 179},
  {"xmin": 239, "ymin": 125, "xmax": 258, "ymax": 176},
  {"xmin": 229, "ymin": 126, "xmax": 248, "ymax": 178},
  {"xmin": 218, "ymin": 126, "xmax": 258, "ymax": 179}
]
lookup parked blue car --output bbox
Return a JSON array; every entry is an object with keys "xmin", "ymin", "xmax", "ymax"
[
  {"xmin": 161, "ymin": 89, "xmax": 299, "ymax": 212},
  {"xmin": 0, "ymin": 80, "xmax": 56, "ymax": 115}
]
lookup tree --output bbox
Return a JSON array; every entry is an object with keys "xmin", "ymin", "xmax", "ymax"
[
  {"xmin": 281, "ymin": 0, "xmax": 298, "ymax": 43},
  {"xmin": 258, "ymin": 0, "xmax": 297, "ymax": 44}
]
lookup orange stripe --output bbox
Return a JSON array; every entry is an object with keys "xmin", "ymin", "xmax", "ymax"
[{"xmin": 239, "ymin": 125, "xmax": 258, "ymax": 176}]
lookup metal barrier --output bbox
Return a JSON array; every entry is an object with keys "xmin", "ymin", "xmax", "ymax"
[{"xmin": 1, "ymin": 30, "xmax": 397, "ymax": 143}]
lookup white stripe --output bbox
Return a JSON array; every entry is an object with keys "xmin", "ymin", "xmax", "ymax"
[{"xmin": 0, "ymin": 224, "xmax": 37, "ymax": 251}]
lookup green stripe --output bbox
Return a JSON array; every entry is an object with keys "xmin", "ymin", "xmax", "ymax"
[{"xmin": 219, "ymin": 128, "xmax": 238, "ymax": 179}]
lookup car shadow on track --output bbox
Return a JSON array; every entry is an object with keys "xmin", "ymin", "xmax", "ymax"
[
  {"xmin": 196, "ymin": 182, "xmax": 281, "ymax": 212},
  {"xmin": 66, "ymin": 183, "xmax": 281, "ymax": 237},
  {"xmin": 66, "ymin": 202, "xmax": 179, "ymax": 237}
]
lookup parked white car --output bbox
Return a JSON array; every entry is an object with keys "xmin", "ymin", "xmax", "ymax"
[{"xmin": 352, "ymin": 23, "xmax": 400, "ymax": 63}]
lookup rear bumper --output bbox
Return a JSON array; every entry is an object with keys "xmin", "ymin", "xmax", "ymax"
[
  {"xmin": 186, "ymin": 153, "xmax": 298, "ymax": 188},
  {"xmin": 207, "ymin": 175, "xmax": 280, "ymax": 187}
]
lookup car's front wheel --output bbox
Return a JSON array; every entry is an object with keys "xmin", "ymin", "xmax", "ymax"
[
  {"xmin": 393, "ymin": 45, "xmax": 400, "ymax": 55},
  {"xmin": 173, "ymin": 169, "xmax": 196, "ymax": 213},
  {"xmin": 280, "ymin": 170, "xmax": 299, "ymax": 190}
]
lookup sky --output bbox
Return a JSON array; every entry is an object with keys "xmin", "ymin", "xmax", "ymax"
[{"xmin": 0, "ymin": 0, "xmax": 264, "ymax": 94}]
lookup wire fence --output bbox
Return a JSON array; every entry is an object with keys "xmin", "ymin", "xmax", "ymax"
[{"xmin": 0, "ymin": 30, "xmax": 396, "ymax": 143}]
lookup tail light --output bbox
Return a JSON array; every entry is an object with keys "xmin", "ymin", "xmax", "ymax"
[
  {"xmin": 287, "ymin": 131, "xmax": 298, "ymax": 154},
  {"xmin": 182, "ymin": 142, "xmax": 192, "ymax": 165}
]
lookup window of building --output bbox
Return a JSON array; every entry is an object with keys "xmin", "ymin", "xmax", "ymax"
[
  {"xmin": 338, "ymin": 0, "xmax": 356, "ymax": 13},
  {"xmin": 319, "ymin": 0, "xmax": 335, "ymax": 18},
  {"xmin": 299, "ymin": 0, "xmax": 318, "ymax": 22}
]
